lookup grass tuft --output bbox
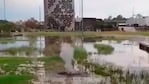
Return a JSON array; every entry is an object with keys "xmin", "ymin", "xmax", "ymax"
[
  {"xmin": 38, "ymin": 56, "xmax": 65, "ymax": 72},
  {"xmin": 3, "ymin": 47, "xmax": 36, "ymax": 55},
  {"xmin": 73, "ymin": 47, "xmax": 87, "ymax": 61},
  {"xmin": 94, "ymin": 44, "xmax": 114, "ymax": 55}
]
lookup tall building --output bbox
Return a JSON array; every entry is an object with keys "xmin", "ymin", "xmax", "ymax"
[{"xmin": 44, "ymin": 0, "xmax": 75, "ymax": 31}]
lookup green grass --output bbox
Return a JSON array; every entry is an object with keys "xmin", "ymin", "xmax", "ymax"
[
  {"xmin": 94, "ymin": 44, "xmax": 114, "ymax": 55},
  {"xmin": 23, "ymin": 31, "xmax": 149, "ymax": 37},
  {"xmin": 0, "ymin": 57, "xmax": 34, "ymax": 84},
  {"xmin": 73, "ymin": 47, "xmax": 87, "ymax": 62},
  {"xmin": 0, "ymin": 75, "xmax": 33, "ymax": 84},
  {"xmin": 3, "ymin": 47, "xmax": 36, "ymax": 55},
  {"xmin": 0, "ymin": 57, "xmax": 32, "ymax": 73},
  {"xmin": 0, "ymin": 38, "xmax": 15, "ymax": 44},
  {"xmin": 38, "ymin": 56, "xmax": 65, "ymax": 72},
  {"xmin": 0, "ymin": 57, "xmax": 31, "ymax": 65},
  {"xmin": 94, "ymin": 67, "xmax": 110, "ymax": 77}
]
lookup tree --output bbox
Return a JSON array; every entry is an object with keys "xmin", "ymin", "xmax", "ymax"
[
  {"xmin": 136, "ymin": 14, "xmax": 143, "ymax": 18},
  {"xmin": 25, "ymin": 18, "xmax": 39, "ymax": 29},
  {"xmin": 107, "ymin": 16, "xmax": 113, "ymax": 20},
  {"xmin": 111, "ymin": 15, "xmax": 127, "ymax": 21},
  {"xmin": 116, "ymin": 15, "xmax": 123, "ymax": 20},
  {"xmin": 0, "ymin": 20, "xmax": 15, "ymax": 33}
]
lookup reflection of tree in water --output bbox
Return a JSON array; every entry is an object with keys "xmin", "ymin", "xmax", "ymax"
[{"xmin": 44, "ymin": 36, "xmax": 61, "ymax": 56}]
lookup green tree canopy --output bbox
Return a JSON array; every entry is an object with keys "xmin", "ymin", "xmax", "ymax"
[{"xmin": 0, "ymin": 20, "xmax": 15, "ymax": 33}]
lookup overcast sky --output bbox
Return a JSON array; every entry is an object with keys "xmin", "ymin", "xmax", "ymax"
[{"xmin": 0, "ymin": 0, "xmax": 149, "ymax": 21}]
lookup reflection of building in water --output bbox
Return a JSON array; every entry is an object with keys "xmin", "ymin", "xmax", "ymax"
[
  {"xmin": 44, "ymin": 36, "xmax": 73, "ymax": 56},
  {"xmin": 44, "ymin": 36, "xmax": 61, "ymax": 56},
  {"xmin": 74, "ymin": 38, "xmax": 83, "ymax": 47},
  {"xmin": 62, "ymin": 36, "xmax": 72, "ymax": 43},
  {"xmin": 65, "ymin": 77, "xmax": 73, "ymax": 84},
  {"xmin": 44, "ymin": 0, "xmax": 75, "ymax": 31}
]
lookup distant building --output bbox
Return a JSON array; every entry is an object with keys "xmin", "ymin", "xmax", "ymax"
[
  {"xmin": 44, "ymin": 0, "xmax": 75, "ymax": 31},
  {"xmin": 126, "ymin": 16, "xmax": 149, "ymax": 26},
  {"xmin": 118, "ymin": 23, "xmax": 136, "ymax": 32},
  {"xmin": 75, "ymin": 18, "xmax": 102, "ymax": 31},
  {"xmin": 14, "ymin": 20, "xmax": 25, "ymax": 32},
  {"xmin": 75, "ymin": 18, "xmax": 119, "ymax": 31}
]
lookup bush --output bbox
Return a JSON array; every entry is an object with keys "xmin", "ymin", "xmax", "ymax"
[{"xmin": 0, "ymin": 21, "xmax": 15, "ymax": 33}]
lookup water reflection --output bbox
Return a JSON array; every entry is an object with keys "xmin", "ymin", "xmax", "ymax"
[
  {"xmin": 84, "ymin": 40, "xmax": 149, "ymax": 71},
  {"xmin": 0, "ymin": 36, "xmax": 149, "ymax": 83},
  {"xmin": 0, "ymin": 36, "xmax": 61, "ymax": 57},
  {"xmin": 43, "ymin": 36, "xmax": 61, "ymax": 56},
  {"xmin": 0, "ymin": 36, "xmax": 148, "ymax": 70}
]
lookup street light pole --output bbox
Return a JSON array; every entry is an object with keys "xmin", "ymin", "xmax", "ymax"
[
  {"xmin": 80, "ymin": 0, "xmax": 84, "ymax": 47},
  {"xmin": 4, "ymin": 0, "xmax": 6, "ymax": 20},
  {"xmin": 81, "ymin": 0, "xmax": 84, "ymax": 34},
  {"xmin": 39, "ymin": 6, "xmax": 41, "ymax": 24},
  {"xmin": 39, "ymin": 6, "xmax": 42, "ymax": 57}
]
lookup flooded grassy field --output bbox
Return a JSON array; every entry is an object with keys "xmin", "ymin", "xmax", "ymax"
[{"xmin": 0, "ymin": 34, "xmax": 149, "ymax": 84}]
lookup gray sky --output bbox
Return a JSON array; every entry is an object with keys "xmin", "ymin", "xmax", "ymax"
[{"xmin": 0, "ymin": 0, "xmax": 149, "ymax": 21}]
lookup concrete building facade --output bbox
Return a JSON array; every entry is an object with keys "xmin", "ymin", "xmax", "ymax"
[{"xmin": 44, "ymin": 0, "xmax": 75, "ymax": 31}]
